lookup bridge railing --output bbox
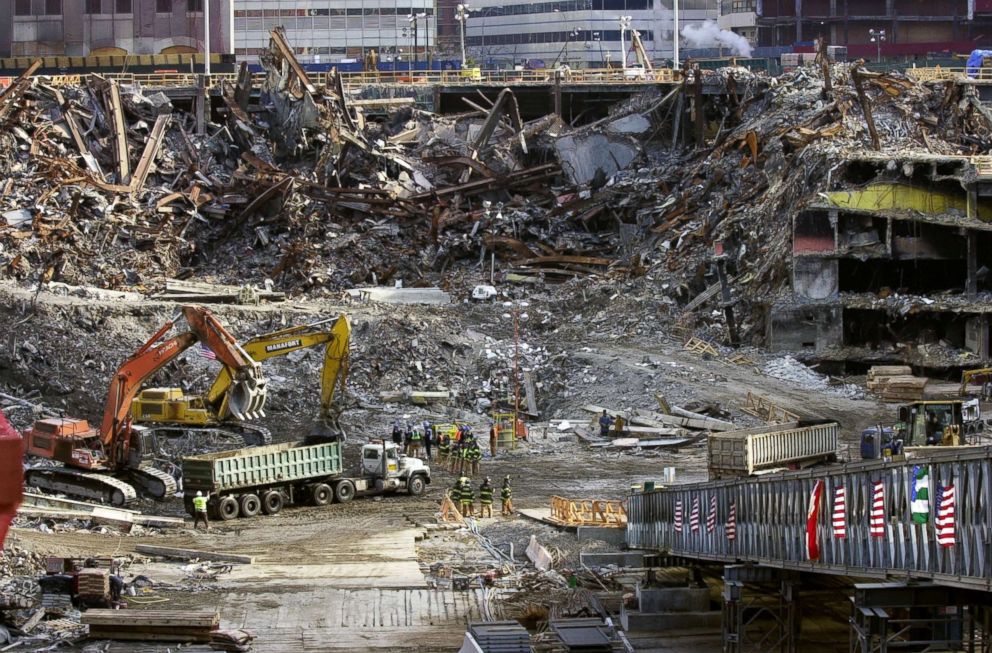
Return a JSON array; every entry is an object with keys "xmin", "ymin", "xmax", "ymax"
[{"xmin": 627, "ymin": 446, "xmax": 992, "ymax": 590}]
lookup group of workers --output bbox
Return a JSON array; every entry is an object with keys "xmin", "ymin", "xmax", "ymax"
[
  {"xmin": 598, "ymin": 409, "xmax": 628, "ymax": 438},
  {"xmin": 439, "ymin": 426, "xmax": 484, "ymax": 475},
  {"xmin": 392, "ymin": 420, "xmax": 434, "ymax": 459},
  {"xmin": 450, "ymin": 475, "xmax": 513, "ymax": 517}
]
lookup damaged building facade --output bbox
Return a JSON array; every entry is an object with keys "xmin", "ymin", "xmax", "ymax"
[
  {"xmin": 771, "ymin": 155, "xmax": 992, "ymax": 375},
  {"xmin": 0, "ymin": 0, "xmax": 233, "ymax": 57}
]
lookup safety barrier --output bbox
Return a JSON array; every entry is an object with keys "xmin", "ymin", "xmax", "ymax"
[
  {"xmin": 27, "ymin": 67, "xmax": 680, "ymax": 90},
  {"xmin": 549, "ymin": 495, "xmax": 627, "ymax": 527},
  {"xmin": 627, "ymin": 446, "xmax": 992, "ymax": 591}
]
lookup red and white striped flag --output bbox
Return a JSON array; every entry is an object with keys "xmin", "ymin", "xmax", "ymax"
[
  {"xmin": 674, "ymin": 500, "xmax": 683, "ymax": 533},
  {"xmin": 869, "ymin": 481, "xmax": 886, "ymax": 538},
  {"xmin": 832, "ymin": 486, "xmax": 847, "ymax": 539},
  {"xmin": 706, "ymin": 495, "xmax": 717, "ymax": 533},
  {"xmin": 725, "ymin": 501, "xmax": 737, "ymax": 540},
  {"xmin": 689, "ymin": 496, "xmax": 701, "ymax": 533},
  {"xmin": 198, "ymin": 342, "xmax": 217, "ymax": 360},
  {"xmin": 935, "ymin": 484, "xmax": 956, "ymax": 548},
  {"xmin": 805, "ymin": 479, "xmax": 825, "ymax": 560}
]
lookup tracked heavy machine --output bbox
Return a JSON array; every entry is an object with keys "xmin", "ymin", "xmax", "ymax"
[
  {"xmin": 131, "ymin": 314, "xmax": 351, "ymax": 440},
  {"xmin": 22, "ymin": 306, "xmax": 267, "ymax": 506}
]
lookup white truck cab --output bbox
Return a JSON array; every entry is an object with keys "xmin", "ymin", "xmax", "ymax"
[{"xmin": 359, "ymin": 442, "xmax": 430, "ymax": 495}]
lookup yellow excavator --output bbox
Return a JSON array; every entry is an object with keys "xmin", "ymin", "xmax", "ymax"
[{"xmin": 131, "ymin": 314, "xmax": 351, "ymax": 443}]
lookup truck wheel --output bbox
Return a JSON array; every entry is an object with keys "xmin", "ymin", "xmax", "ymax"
[
  {"xmin": 217, "ymin": 496, "xmax": 239, "ymax": 521},
  {"xmin": 408, "ymin": 475, "xmax": 426, "ymax": 496},
  {"xmin": 312, "ymin": 484, "xmax": 332, "ymax": 506},
  {"xmin": 262, "ymin": 491, "xmax": 284, "ymax": 515},
  {"xmin": 334, "ymin": 480, "xmax": 355, "ymax": 503},
  {"xmin": 240, "ymin": 494, "xmax": 261, "ymax": 518}
]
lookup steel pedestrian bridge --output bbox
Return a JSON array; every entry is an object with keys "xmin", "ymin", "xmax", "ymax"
[{"xmin": 627, "ymin": 446, "xmax": 992, "ymax": 591}]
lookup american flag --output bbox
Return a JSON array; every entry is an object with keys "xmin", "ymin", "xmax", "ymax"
[
  {"xmin": 689, "ymin": 496, "xmax": 701, "ymax": 533},
  {"xmin": 725, "ymin": 501, "xmax": 737, "ymax": 540},
  {"xmin": 706, "ymin": 494, "xmax": 717, "ymax": 533},
  {"xmin": 832, "ymin": 486, "xmax": 847, "ymax": 539},
  {"xmin": 935, "ymin": 484, "xmax": 956, "ymax": 548},
  {"xmin": 674, "ymin": 500, "xmax": 683, "ymax": 533},
  {"xmin": 869, "ymin": 480, "xmax": 886, "ymax": 538},
  {"xmin": 198, "ymin": 343, "xmax": 217, "ymax": 360}
]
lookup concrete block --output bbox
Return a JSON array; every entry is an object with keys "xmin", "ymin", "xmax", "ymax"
[
  {"xmin": 636, "ymin": 586, "xmax": 710, "ymax": 613},
  {"xmin": 576, "ymin": 526, "xmax": 626, "ymax": 546},
  {"xmin": 579, "ymin": 551, "xmax": 643, "ymax": 568},
  {"xmin": 621, "ymin": 609, "xmax": 722, "ymax": 632}
]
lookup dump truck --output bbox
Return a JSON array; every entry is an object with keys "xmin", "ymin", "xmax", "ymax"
[
  {"xmin": 182, "ymin": 440, "xmax": 430, "ymax": 520},
  {"xmin": 707, "ymin": 420, "xmax": 839, "ymax": 480}
]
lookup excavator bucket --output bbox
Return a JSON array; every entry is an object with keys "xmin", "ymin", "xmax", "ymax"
[{"xmin": 228, "ymin": 376, "xmax": 268, "ymax": 421}]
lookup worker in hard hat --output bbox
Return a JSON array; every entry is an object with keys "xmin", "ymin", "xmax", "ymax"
[
  {"xmin": 478, "ymin": 477, "xmax": 494, "ymax": 518},
  {"xmin": 192, "ymin": 491, "xmax": 209, "ymax": 530},
  {"xmin": 501, "ymin": 476, "xmax": 514, "ymax": 516},
  {"xmin": 459, "ymin": 477, "xmax": 474, "ymax": 517}
]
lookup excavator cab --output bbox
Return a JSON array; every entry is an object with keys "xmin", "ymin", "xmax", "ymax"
[
  {"xmin": 900, "ymin": 401, "xmax": 964, "ymax": 447},
  {"xmin": 23, "ymin": 419, "xmax": 108, "ymax": 469}
]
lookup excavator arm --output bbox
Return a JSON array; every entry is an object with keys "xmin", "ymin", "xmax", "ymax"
[
  {"xmin": 101, "ymin": 306, "xmax": 267, "ymax": 468},
  {"xmin": 203, "ymin": 314, "xmax": 350, "ymax": 422}
]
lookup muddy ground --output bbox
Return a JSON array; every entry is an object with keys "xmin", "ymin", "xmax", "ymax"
[{"xmin": 0, "ymin": 279, "xmax": 893, "ymax": 651}]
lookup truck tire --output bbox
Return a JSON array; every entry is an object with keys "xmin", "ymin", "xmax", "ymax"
[
  {"xmin": 312, "ymin": 484, "xmax": 332, "ymax": 506},
  {"xmin": 217, "ymin": 496, "xmax": 239, "ymax": 521},
  {"xmin": 334, "ymin": 480, "xmax": 355, "ymax": 503},
  {"xmin": 407, "ymin": 475, "xmax": 426, "ymax": 496},
  {"xmin": 262, "ymin": 490, "xmax": 284, "ymax": 515},
  {"xmin": 240, "ymin": 494, "xmax": 261, "ymax": 518}
]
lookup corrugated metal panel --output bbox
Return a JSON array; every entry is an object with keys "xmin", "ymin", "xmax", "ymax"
[
  {"xmin": 708, "ymin": 422, "xmax": 837, "ymax": 477},
  {"xmin": 184, "ymin": 441, "xmax": 343, "ymax": 492}
]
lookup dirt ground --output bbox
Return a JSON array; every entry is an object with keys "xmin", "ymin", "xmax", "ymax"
[{"xmin": 0, "ymin": 280, "xmax": 895, "ymax": 651}]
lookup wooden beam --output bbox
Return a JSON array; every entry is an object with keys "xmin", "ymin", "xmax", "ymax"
[
  {"xmin": 134, "ymin": 545, "xmax": 255, "ymax": 564},
  {"xmin": 130, "ymin": 114, "xmax": 170, "ymax": 193}
]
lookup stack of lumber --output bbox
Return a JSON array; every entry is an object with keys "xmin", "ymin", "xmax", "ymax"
[
  {"xmin": 75, "ymin": 568, "xmax": 108, "ymax": 601},
  {"xmin": 866, "ymin": 366, "xmax": 928, "ymax": 401},
  {"xmin": 81, "ymin": 609, "xmax": 220, "ymax": 642}
]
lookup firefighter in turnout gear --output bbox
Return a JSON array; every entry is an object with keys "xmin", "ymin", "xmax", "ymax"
[
  {"xmin": 468, "ymin": 440, "xmax": 482, "ymax": 476},
  {"xmin": 459, "ymin": 476, "xmax": 474, "ymax": 516},
  {"xmin": 437, "ymin": 432, "xmax": 451, "ymax": 465},
  {"xmin": 479, "ymin": 477, "xmax": 494, "ymax": 518},
  {"xmin": 500, "ymin": 476, "xmax": 514, "ymax": 516},
  {"xmin": 450, "ymin": 439, "xmax": 462, "ymax": 473}
]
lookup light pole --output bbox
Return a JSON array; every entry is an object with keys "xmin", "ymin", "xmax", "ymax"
[
  {"xmin": 673, "ymin": 0, "xmax": 679, "ymax": 69},
  {"xmin": 455, "ymin": 4, "xmax": 470, "ymax": 68},
  {"xmin": 869, "ymin": 28, "xmax": 885, "ymax": 63},
  {"xmin": 618, "ymin": 15, "xmax": 632, "ymax": 70},
  {"xmin": 408, "ymin": 14, "xmax": 425, "ymax": 69}
]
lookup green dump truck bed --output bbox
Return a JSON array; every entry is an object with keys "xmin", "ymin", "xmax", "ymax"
[{"xmin": 182, "ymin": 440, "xmax": 343, "ymax": 494}]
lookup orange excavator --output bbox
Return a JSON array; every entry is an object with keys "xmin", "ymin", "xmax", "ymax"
[{"xmin": 22, "ymin": 305, "xmax": 267, "ymax": 506}]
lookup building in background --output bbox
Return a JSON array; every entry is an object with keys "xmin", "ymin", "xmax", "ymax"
[
  {"xmin": 232, "ymin": 0, "xmax": 435, "ymax": 64},
  {"xmin": 753, "ymin": 0, "xmax": 991, "ymax": 55},
  {"xmin": 716, "ymin": 0, "xmax": 755, "ymax": 47},
  {"xmin": 464, "ymin": 0, "xmax": 718, "ymax": 69},
  {"xmin": 0, "ymin": 0, "xmax": 232, "ymax": 57}
]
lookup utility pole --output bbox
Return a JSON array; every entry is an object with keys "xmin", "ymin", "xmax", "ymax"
[
  {"xmin": 869, "ymin": 28, "xmax": 885, "ymax": 64},
  {"xmin": 203, "ymin": 0, "xmax": 211, "ymax": 76}
]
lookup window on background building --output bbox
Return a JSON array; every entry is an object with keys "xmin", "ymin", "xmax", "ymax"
[
  {"xmin": 14, "ymin": 0, "xmax": 31, "ymax": 15},
  {"xmin": 115, "ymin": 0, "xmax": 131, "ymax": 12},
  {"xmin": 187, "ymin": 0, "xmax": 203, "ymax": 12},
  {"xmin": 45, "ymin": 0, "xmax": 61, "ymax": 14},
  {"xmin": 157, "ymin": 0, "xmax": 171, "ymax": 11},
  {"xmin": 84, "ymin": 0, "xmax": 100, "ymax": 12}
]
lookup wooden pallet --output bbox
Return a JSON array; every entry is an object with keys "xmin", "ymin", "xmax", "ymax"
[
  {"xmin": 683, "ymin": 336, "xmax": 719, "ymax": 357},
  {"xmin": 741, "ymin": 391, "xmax": 800, "ymax": 424}
]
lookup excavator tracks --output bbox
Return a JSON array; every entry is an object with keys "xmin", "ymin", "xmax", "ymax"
[
  {"xmin": 129, "ymin": 465, "xmax": 178, "ymax": 499},
  {"xmin": 24, "ymin": 468, "xmax": 138, "ymax": 506}
]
